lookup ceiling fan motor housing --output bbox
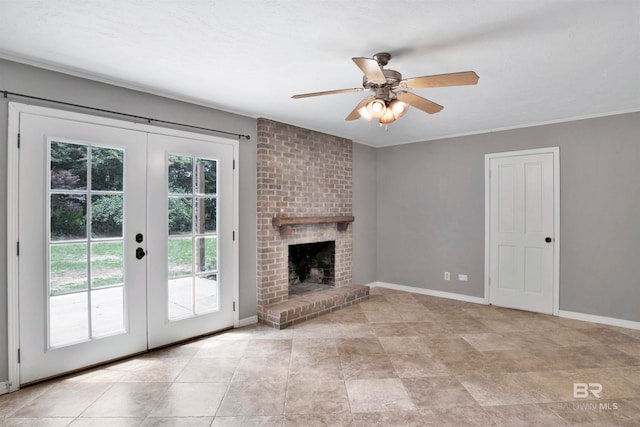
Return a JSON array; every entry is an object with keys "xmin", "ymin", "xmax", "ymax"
[
  {"xmin": 371, "ymin": 86, "xmax": 393, "ymax": 103},
  {"xmin": 362, "ymin": 69, "xmax": 403, "ymax": 90}
]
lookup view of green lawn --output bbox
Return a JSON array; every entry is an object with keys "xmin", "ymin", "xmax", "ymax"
[
  {"xmin": 50, "ymin": 238, "xmax": 217, "ymax": 295},
  {"xmin": 48, "ymin": 143, "xmax": 219, "ymax": 296}
]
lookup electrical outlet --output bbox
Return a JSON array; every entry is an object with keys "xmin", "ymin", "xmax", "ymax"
[
  {"xmin": 458, "ymin": 274, "xmax": 468, "ymax": 281},
  {"xmin": 444, "ymin": 272, "xmax": 450, "ymax": 281}
]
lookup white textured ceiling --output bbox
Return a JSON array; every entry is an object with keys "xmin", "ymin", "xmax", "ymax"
[{"xmin": 1, "ymin": 0, "xmax": 639, "ymax": 146}]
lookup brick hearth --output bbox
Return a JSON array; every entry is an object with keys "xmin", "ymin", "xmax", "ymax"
[
  {"xmin": 260, "ymin": 284, "xmax": 369, "ymax": 329},
  {"xmin": 256, "ymin": 119, "xmax": 369, "ymax": 328}
]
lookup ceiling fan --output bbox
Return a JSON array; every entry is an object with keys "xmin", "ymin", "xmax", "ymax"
[{"xmin": 292, "ymin": 52, "xmax": 479, "ymax": 126}]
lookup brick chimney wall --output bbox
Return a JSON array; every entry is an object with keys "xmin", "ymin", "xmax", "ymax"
[{"xmin": 256, "ymin": 118, "xmax": 353, "ymax": 321}]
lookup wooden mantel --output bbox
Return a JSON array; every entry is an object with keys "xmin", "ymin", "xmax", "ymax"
[{"xmin": 272, "ymin": 215, "xmax": 355, "ymax": 236}]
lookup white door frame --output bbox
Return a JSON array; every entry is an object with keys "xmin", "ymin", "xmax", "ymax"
[
  {"xmin": 484, "ymin": 147, "xmax": 560, "ymax": 316},
  {"xmin": 6, "ymin": 102, "xmax": 240, "ymax": 391}
]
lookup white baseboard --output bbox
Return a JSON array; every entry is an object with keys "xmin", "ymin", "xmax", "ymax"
[
  {"xmin": 1, "ymin": 381, "xmax": 10, "ymax": 396},
  {"xmin": 368, "ymin": 282, "xmax": 639, "ymax": 331},
  {"xmin": 237, "ymin": 315, "xmax": 258, "ymax": 328},
  {"xmin": 370, "ymin": 282, "xmax": 487, "ymax": 305},
  {"xmin": 559, "ymin": 310, "xmax": 640, "ymax": 331}
]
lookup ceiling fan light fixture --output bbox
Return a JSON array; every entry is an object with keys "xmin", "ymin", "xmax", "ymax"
[
  {"xmin": 379, "ymin": 107, "xmax": 396, "ymax": 124},
  {"xmin": 367, "ymin": 98, "xmax": 387, "ymax": 119},
  {"xmin": 389, "ymin": 99, "xmax": 409, "ymax": 119},
  {"xmin": 291, "ymin": 53, "xmax": 479, "ymax": 127},
  {"xmin": 357, "ymin": 105, "xmax": 373, "ymax": 122}
]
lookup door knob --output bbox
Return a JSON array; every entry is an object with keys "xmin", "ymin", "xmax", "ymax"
[
  {"xmin": 136, "ymin": 247, "xmax": 146, "ymax": 259},
  {"xmin": 545, "ymin": 237, "xmax": 552, "ymax": 243}
]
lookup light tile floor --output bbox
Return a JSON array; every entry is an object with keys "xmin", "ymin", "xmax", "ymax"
[{"xmin": 2, "ymin": 287, "xmax": 640, "ymax": 426}]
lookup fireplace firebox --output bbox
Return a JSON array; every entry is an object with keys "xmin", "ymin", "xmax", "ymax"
[{"xmin": 288, "ymin": 241, "xmax": 335, "ymax": 295}]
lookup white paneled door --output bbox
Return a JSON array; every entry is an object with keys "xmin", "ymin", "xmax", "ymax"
[
  {"xmin": 15, "ymin": 107, "xmax": 236, "ymax": 385},
  {"xmin": 487, "ymin": 149, "xmax": 558, "ymax": 314}
]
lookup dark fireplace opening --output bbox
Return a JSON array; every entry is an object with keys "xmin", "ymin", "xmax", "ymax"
[{"xmin": 288, "ymin": 241, "xmax": 335, "ymax": 295}]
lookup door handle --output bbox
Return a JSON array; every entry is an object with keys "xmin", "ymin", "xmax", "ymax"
[
  {"xmin": 545, "ymin": 237, "xmax": 553, "ymax": 243},
  {"xmin": 136, "ymin": 247, "xmax": 146, "ymax": 260}
]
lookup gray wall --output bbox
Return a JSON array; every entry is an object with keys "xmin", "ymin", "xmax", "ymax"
[
  {"xmin": 352, "ymin": 143, "xmax": 377, "ymax": 285},
  {"xmin": 375, "ymin": 112, "xmax": 640, "ymax": 322},
  {"xmin": 0, "ymin": 59, "xmax": 258, "ymax": 382}
]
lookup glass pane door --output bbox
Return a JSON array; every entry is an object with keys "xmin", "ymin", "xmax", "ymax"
[
  {"xmin": 16, "ymin": 106, "xmax": 237, "ymax": 384},
  {"xmin": 18, "ymin": 112, "xmax": 147, "ymax": 385},
  {"xmin": 48, "ymin": 141, "xmax": 127, "ymax": 347},
  {"xmin": 147, "ymin": 133, "xmax": 235, "ymax": 349},
  {"xmin": 167, "ymin": 155, "xmax": 219, "ymax": 319}
]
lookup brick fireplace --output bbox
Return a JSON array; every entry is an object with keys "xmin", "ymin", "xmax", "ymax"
[{"xmin": 256, "ymin": 119, "xmax": 369, "ymax": 328}]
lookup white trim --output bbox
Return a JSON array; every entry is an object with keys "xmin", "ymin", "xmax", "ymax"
[
  {"xmin": 353, "ymin": 108, "xmax": 640, "ymax": 148},
  {"xmin": 552, "ymin": 148, "xmax": 561, "ymax": 316},
  {"xmin": 237, "ymin": 316, "xmax": 258, "ymax": 328},
  {"xmin": 559, "ymin": 310, "xmax": 640, "ymax": 331},
  {"xmin": 1, "ymin": 381, "xmax": 10, "ymax": 396},
  {"xmin": 370, "ymin": 284, "xmax": 640, "ymax": 333},
  {"xmin": 483, "ymin": 154, "xmax": 491, "ymax": 306},
  {"xmin": 370, "ymin": 282, "xmax": 487, "ymax": 305},
  {"xmin": 7, "ymin": 103, "xmax": 21, "ymax": 393},
  {"xmin": 484, "ymin": 147, "xmax": 560, "ymax": 316},
  {"xmin": 486, "ymin": 147, "xmax": 559, "ymax": 158},
  {"xmin": 232, "ymin": 142, "xmax": 240, "ymax": 328}
]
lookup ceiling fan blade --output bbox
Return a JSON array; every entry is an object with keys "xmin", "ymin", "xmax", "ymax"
[
  {"xmin": 403, "ymin": 71, "xmax": 479, "ymax": 89},
  {"xmin": 352, "ymin": 57, "xmax": 386, "ymax": 83},
  {"xmin": 292, "ymin": 88, "xmax": 363, "ymax": 99},
  {"xmin": 395, "ymin": 91, "xmax": 444, "ymax": 114},
  {"xmin": 345, "ymin": 96, "xmax": 374, "ymax": 121}
]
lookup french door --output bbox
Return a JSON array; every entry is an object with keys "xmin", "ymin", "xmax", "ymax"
[{"xmin": 14, "ymin": 106, "xmax": 236, "ymax": 385}]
